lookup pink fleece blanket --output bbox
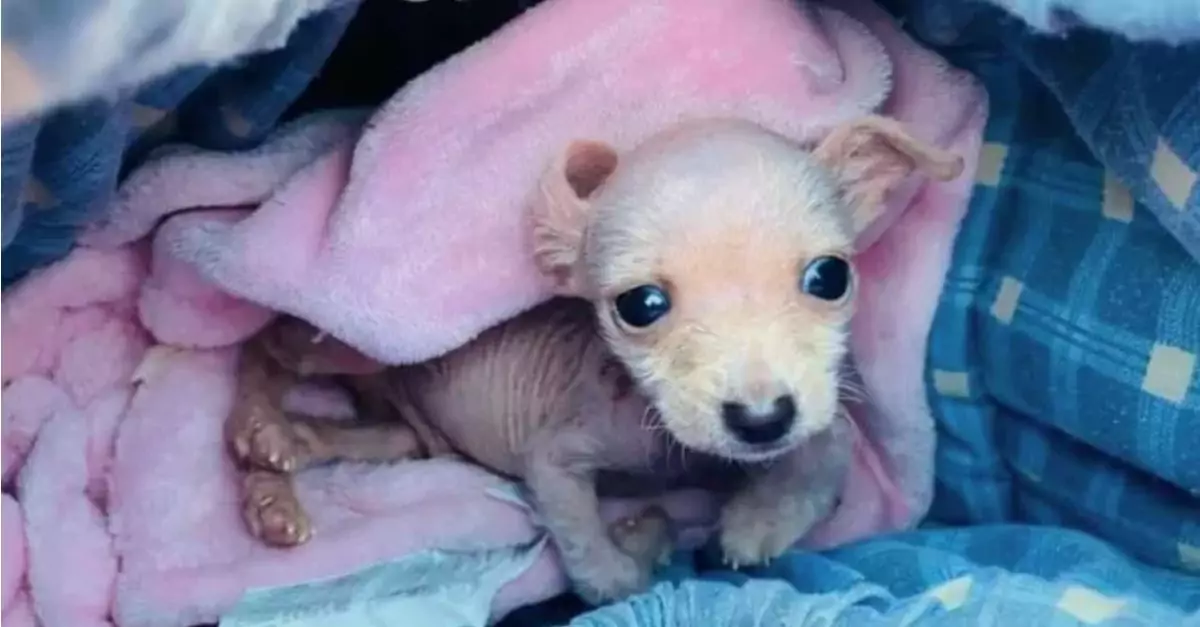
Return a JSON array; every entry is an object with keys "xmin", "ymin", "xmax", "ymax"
[{"xmin": 1, "ymin": 0, "xmax": 986, "ymax": 625}]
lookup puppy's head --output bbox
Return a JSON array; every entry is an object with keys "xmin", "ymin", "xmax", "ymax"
[{"xmin": 532, "ymin": 117, "xmax": 962, "ymax": 461}]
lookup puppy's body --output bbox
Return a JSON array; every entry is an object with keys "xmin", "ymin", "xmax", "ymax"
[
  {"xmin": 396, "ymin": 299, "xmax": 658, "ymax": 476},
  {"xmin": 236, "ymin": 301, "xmax": 733, "ymax": 601},
  {"xmin": 374, "ymin": 298, "xmax": 728, "ymax": 485},
  {"xmin": 228, "ymin": 116, "xmax": 963, "ymax": 605}
]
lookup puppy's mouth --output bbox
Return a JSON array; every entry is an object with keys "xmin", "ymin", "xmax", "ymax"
[
  {"xmin": 723, "ymin": 439, "xmax": 800, "ymax": 463},
  {"xmin": 650, "ymin": 411, "xmax": 802, "ymax": 463},
  {"xmin": 644, "ymin": 394, "xmax": 806, "ymax": 462}
]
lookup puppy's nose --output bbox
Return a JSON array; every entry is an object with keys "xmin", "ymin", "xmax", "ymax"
[{"xmin": 721, "ymin": 395, "xmax": 796, "ymax": 445}]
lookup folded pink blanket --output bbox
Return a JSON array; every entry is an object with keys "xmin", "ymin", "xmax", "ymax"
[{"xmin": 3, "ymin": 0, "xmax": 986, "ymax": 625}]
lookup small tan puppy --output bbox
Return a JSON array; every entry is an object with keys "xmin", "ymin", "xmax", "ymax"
[{"xmin": 227, "ymin": 115, "xmax": 962, "ymax": 604}]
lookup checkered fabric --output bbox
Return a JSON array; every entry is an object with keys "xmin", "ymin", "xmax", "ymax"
[
  {"xmin": 896, "ymin": 0, "xmax": 1200, "ymax": 262},
  {"xmin": 919, "ymin": 17, "xmax": 1200, "ymax": 574},
  {"xmin": 0, "ymin": 2, "xmax": 359, "ymax": 286}
]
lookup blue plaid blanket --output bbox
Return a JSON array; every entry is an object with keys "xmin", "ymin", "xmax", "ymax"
[
  {"xmin": 922, "ymin": 41, "xmax": 1200, "ymax": 571},
  {"xmin": 902, "ymin": 0, "xmax": 1200, "ymax": 575},
  {"xmin": 901, "ymin": 0, "xmax": 1200, "ymax": 261}
]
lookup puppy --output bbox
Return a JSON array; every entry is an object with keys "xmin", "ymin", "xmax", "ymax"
[{"xmin": 226, "ymin": 115, "xmax": 963, "ymax": 603}]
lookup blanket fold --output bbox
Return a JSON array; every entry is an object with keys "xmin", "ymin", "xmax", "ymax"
[{"xmin": 2, "ymin": 0, "xmax": 986, "ymax": 625}]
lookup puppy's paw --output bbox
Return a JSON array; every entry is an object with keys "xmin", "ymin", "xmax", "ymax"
[
  {"xmin": 231, "ymin": 410, "xmax": 311, "ymax": 473},
  {"xmin": 609, "ymin": 506, "xmax": 672, "ymax": 569},
  {"xmin": 718, "ymin": 495, "xmax": 817, "ymax": 568},
  {"xmin": 242, "ymin": 472, "xmax": 313, "ymax": 547},
  {"xmin": 569, "ymin": 545, "xmax": 653, "ymax": 605}
]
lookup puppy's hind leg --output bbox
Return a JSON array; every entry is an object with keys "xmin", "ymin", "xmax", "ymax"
[
  {"xmin": 231, "ymin": 320, "xmax": 426, "ymax": 472},
  {"xmin": 278, "ymin": 418, "xmax": 426, "ymax": 468},
  {"xmin": 242, "ymin": 470, "xmax": 312, "ymax": 546},
  {"xmin": 227, "ymin": 336, "xmax": 307, "ymax": 473}
]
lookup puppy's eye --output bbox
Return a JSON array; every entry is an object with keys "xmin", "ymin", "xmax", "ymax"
[
  {"xmin": 614, "ymin": 285, "xmax": 671, "ymax": 328},
  {"xmin": 801, "ymin": 256, "xmax": 851, "ymax": 301}
]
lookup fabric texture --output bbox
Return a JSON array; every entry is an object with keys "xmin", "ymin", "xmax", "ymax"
[
  {"xmin": 980, "ymin": 0, "xmax": 1200, "ymax": 43},
  {"xmin": 0, "ymin": 3, "xmax": 360, "ymax": 287},
  {"xmin": 0, "ymin": 0, "xmax": 351, "ymax": 124},
  {"xmin": 901, "ymin": 0, "xmax": 1200, "ymax": 262},
  {"xmin": 914, "ymin": 3, "xmax": 1200, "ymax": 577},
  {"xmin": 563, "ymin": 526, "xmax": 1200, "ymax": 626}
]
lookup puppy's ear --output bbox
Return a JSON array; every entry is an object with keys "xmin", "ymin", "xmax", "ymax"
[
  {"xmin": 813, "ymin": 116, "xmax": 963, "ymax": 235},
  {"xmin": 531, "ymin": 139, "xmax": 619, "ymax": 294}
]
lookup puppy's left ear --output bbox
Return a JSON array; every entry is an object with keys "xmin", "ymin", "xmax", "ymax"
[
  {"xmin": 530, "ymin": 139, "xmax": 619, "ymax": 295},
  {"xmin": 813, "ymin": 116, "xmax": 963, "ymax": 235}
]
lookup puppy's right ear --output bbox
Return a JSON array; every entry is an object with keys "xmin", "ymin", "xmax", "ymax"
[
  {"xmin": 813, "ymin": 116, "xmax": 963, "ymax": 236},
  {"xmin": 531, "ymin": 140, "xmax": 619, "ymax": 295}
]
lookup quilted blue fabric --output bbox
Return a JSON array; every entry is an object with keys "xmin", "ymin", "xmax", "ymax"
[{"xmin": 566, "ymin": 526, "xmax": 1199, "ymax": 626}]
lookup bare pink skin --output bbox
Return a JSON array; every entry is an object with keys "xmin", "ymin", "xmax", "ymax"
[
  {"xmin": 226, "ymin": 115, "xmax": 964, "ymax": 604},
  {"xmin": 231, "ymin": 301, "xmax": 729, "ymax": 601}
]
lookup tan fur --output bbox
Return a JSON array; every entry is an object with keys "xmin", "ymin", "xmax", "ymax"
[
  {"xmin": 546, "ymin": 117, "xmax": 960, "ymax": 461},
  {"xmin": 226, "ymin": 115, "xmax": 962, "ymax": 604}
]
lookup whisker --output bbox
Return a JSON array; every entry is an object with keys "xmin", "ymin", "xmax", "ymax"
[
  {"xmin": 638, "ymin": 405, "xmax": 655, "ymax": 431},
  {"xmin": 838, "ymin": 380, "xmax": 870, "ymax": 405},
  {"xmin": 639, "ymin": 405, "xmax": 666, "ymax": 468},
  {"xmin": 673, "ymin": 437, "xmax": 691, "ymax": 472}
]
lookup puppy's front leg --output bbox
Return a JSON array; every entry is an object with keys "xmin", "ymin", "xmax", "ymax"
[
  {"xmin": 525, "ymin": 432, "xmax": 652, "ymax": 604},
  {"xmin": 719, "ymin": 417, "xmax": 851, "ymax": 567}
]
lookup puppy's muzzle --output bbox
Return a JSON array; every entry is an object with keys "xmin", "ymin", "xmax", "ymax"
[{"xmin": 720, "ymin": 395, "xmax": 796, "ymax": 445}]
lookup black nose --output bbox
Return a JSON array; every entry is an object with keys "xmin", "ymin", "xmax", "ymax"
[{"xmin": 721, "ymin": 395, "xmax": 796, "ymax": 445}]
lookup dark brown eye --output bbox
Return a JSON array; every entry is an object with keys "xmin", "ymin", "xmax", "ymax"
[
  {"xmin": 614, "ymin": 285, "xmax": 671, "ymax": 328},
  {"xmin": 801, "ymin": 256, "xmax": 851, "ymax": 301}
]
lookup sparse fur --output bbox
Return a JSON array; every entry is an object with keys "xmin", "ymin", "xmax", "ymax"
[{"xmin": 225, "ymin": 116, "xmax": 963, "ymax": 604}]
